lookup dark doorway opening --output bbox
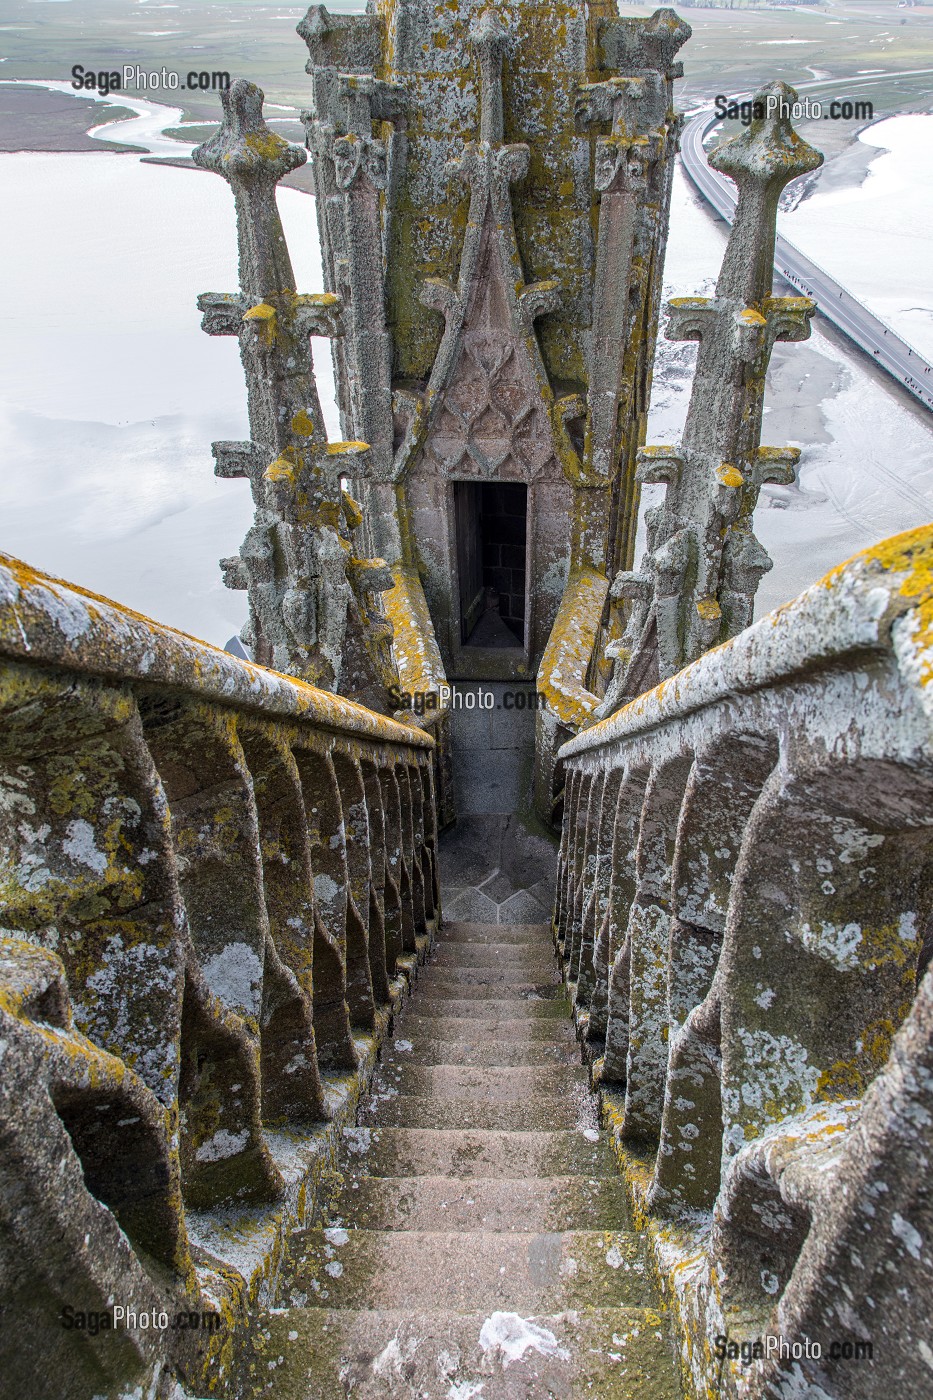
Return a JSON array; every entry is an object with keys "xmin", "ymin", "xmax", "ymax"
[{"xmin": 454, "ymin": 481, "xmax": 527, "ymax": 648}]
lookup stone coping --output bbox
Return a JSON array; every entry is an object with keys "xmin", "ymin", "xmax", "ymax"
[
  {"xmin": 0, "ymin": 553, "xmax": 432, "ymax": 750},
  {"xmin": 560, "ymin": 524, "xmax": 933, "ymax": 760},
  {"xmin": 537, "ymin": 565, "xmax": 608, "ymax": 728},
  {"xmin": 383, "ymin": 563, "xmax": 449, "ymax": 707}
]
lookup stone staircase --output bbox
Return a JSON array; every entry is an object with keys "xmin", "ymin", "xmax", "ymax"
[{"xmin": 250, "ymin": 923, "xmax": 682, "ymax": 1399}]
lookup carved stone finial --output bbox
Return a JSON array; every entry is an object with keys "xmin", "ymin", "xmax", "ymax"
[
  {"xmin": 195, "ymin": 80, "xmax": 399, "ymax": 705},
  {"xmin": 711, "ymin": 81, "xmax": 822, "ymax": 306},
  {"xmin": 470, "ymin": 8, "xmax": 510, "ymax": 144},
  {"xmin": 193, "ymin": 80, "xmax": 305, "ymax": 299},
  {"xmin": 600, "ymin": 7, "xmax": 692, "ymax": 78},
  {"xmin": 193, "ymin": 78, "xmax": 305, "ymax": 183}
]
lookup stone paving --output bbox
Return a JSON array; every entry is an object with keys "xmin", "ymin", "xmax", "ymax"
[{"xmin": 439, "ymin": 681, "xmax": 558, "ymax": 924}]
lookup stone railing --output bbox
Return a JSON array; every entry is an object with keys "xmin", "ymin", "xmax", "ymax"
[
  {"xmin": 0, "ymin": 554, "xmax": 439, "ymax": 1400},
  {"xmin": 554, "ymin": 526, "xmax": 933, "ymax": 1399}
]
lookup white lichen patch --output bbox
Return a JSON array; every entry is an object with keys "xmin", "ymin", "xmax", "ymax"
[
  {"xmin": 797, "ymin": 919, "xmax": 863, "ymax": 971},
  {"xmin": 62, "ymin": 819, "xmax": 109, "ymax": 877},
  {"xmin": 831, "ymin": 821, "xmax": 885, "ymax": 866},
  {"xmin": 891, "ymin": 1212, "xmax": 923, "ymax": 1260},
  {"xmin": 733, "ymin": 1028, "xmax": 820, "ymax": 1119},
  {"xmin": 342, "ymin": 1126, "xmax": 372, "ymax": 1155},
  {"xmin": 195, "ymin": 1127, "xmax": 249, "ymax": 1162},
  {"xmin": 201, "ymin": 942, "xmax": 262, "ymax": 1017}
]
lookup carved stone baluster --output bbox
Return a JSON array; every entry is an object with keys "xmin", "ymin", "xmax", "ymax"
[
  {"xmin": 406, "ymin": 761, "xmax": 429, "ymax": 937},
  {"xmin": 620, "ymin": 754, "xmax": 692, "ymax": 1143},
  {"xmin": 553, "ymin": 766, "xmax": 582, "ymax": 950},
  {"xmin": 0, "ymin": 675, "xmax": 185, "ymax": 1109},
  {"xmin": 361, "ymin": 757, "xmax": 393, "ymax": 986},
  {"xmin": 589, "ymin": 766, "xmax": 649, "ymax": 1051},
  {"xmin": 416, "ymin": 756, "xmax": 441, "ymax": 926},
  {"xmin": 576, "ymin": 767, "xmax": 623, "ymax": 1015},
  {"xmin": 720, "ymin": 767, "xmax": 928, "ymax": 1181},
  {"xmin": 295, "ymin": 744, "xmax": 375, "ymax": 1035},
  {"xmin": 395, "ymin": 762, "xmax": 419, "ymax": 950},
  {"xmin": 567, "ymin": 772, "xmax": 598, "ymax": 977},
  {"xmin": 379, "ymin": 763, "xmax": 411, "ymax": 959},
  {"xmin": 647, "ymin": 734, "xmax": 776, "ymax": 1212},
  {"xmin": 140, "ymin": 701, "xmax": 282, "ymax": 1207},
  {"xmin": 334, "ymin": 746, "xmax": 390, "ymax": 1007},
  {"xmin": 237, "ymin": 725, "xmax": 330, "ymax": 1124},
  {"xmin": 0, "ymin": 940, "xmax": 198, "ymax": 1391}
]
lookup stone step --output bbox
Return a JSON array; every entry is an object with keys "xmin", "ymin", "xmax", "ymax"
[
  {"xmin": 394, "ymin": 1013, "xmax": 571, "ymax": 1043},
  {"xmin": 417, "ymin": 963, "xmax": 560, "ymax": 988},
  {"xmin": 254, "ymin": 1306, "xmax": 679, "ymax": 1400},
  {"xmin": 443, "ymin": 921, "xmax": 552, "ymax": 943},
  {"xmin": 411, "ymin": 996, "xmax": 569, "ymax": 1021},
  {"xmin": 335, "ymin": 1173, "xmax": 631, "ymax": 1233},
  {"xmin": 360, "ymin": 1092, "xmax": 590, "ymax": 1132},
  {"xmin": 338, "ymin": 1126, "xmax": 615, "ymax": 1179},
  {"xmin": 290, "ymin": 1228, "xmax": 650, "ymax": 1312},
  {"xmin": 413, "ymin": 976, "xmax": 567, "ymax": 1002},
  {"xmin": 371, "ymin": 1063, "xmax": 585, "ymax": 1100},
  {"xmin": 432, "ymin": 942, "xmax": 559, "ymax": 970},
  {"xmin": 381, "ymin": 1036, "xmax": 580, "ymax": 1068}
]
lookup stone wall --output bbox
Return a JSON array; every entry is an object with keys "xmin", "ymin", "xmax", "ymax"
[
  {"xmin": 0, "ymin": 554, "xmax": 440, "ymax": 1399},
  {"xmin": 555, "ymin": 526, "xmax": 933, "ymax": 1398}
]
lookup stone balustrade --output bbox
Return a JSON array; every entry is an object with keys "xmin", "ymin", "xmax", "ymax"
[
  {"xmin": 554, "ymin": 526, "xmax": 933, "ymax": 1398},
  {"xmin": 0, "ymin": 553, "xmax": 439, "ymax": 1399}
]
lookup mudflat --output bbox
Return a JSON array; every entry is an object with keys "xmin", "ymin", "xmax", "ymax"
[{"xmin": 0, "ymin": 84, "xmax": 140, "ymax": 153}]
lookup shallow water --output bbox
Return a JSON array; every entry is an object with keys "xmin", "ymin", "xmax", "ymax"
[
  {"xmin": 779, "ymin": 112, "xmax": 933, "ymax": 360},
  {"xmin": 0, "ymin": 81, "xmax": 337, "ymax": 646}
]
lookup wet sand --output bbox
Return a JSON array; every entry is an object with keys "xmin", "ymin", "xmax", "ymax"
[{"xmin": 0, "ymin": 84, "xmax": 141, "ymax": 153}]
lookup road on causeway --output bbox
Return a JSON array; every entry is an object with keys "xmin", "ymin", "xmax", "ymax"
[{"xmin": 679, "ymin": 104, "xmax": 933, "ymax": 415}]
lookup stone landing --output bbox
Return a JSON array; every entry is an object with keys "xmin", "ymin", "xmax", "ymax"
[{"xmin": 249, "ymin": 923, "xmax": 682, "ymax": 1399}]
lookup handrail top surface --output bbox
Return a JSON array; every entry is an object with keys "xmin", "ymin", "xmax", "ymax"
[
  {"xmin": 0, "ymin": 553, "xmax": 433, "ymax": 751},
  {"xmin": 559, "ymin": 525, "xmax": 933, "ymax": 761}
]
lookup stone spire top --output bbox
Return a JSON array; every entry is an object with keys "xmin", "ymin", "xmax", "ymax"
[
  {"xmin": 596, "ymin": 83, "xmax": 823, "ymax": 717},
  {"xmin": 470, "ymin": 8, "xmax": 509, "ymax": 144},
  {"xmin": 711, "ymin": 79, "xmax": 822, "ymax": 306},
  {"xmin": 298, "ymin": 0, "xmax": 689, "ymax": 690},
  {"xmin": 194, "ymin": 79, "xmax": 304, "ymax": 300}
]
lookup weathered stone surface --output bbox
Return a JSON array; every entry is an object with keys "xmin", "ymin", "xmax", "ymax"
[
  {"xmin": 300, "ymin": 0, "xmax": 689, "ymax": 837},
  {"xmin": 247, "ymin": 920, "xmax": 682, "ymax": 1398},
  {"xmin": 555, "ymin": 526, "xmax": 933, "ymax": 1399},
  {"xmin": 0, "ymin": 554, "xmax": 439, "ymax": 1399},
  {"xmin": 194, "ymin": 79, "xmax": 400, "ymax": 712},
  {"xmin": 597, "ymin": 82, "xmax": 822, "ymax": 718}
]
